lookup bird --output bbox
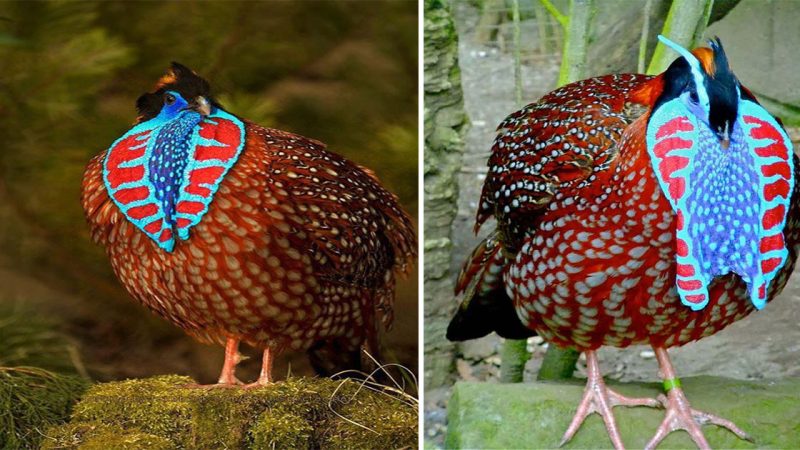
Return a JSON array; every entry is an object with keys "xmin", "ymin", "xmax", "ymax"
[
  {"xmin": 448, "ymin": 35, "xmax": 798, "ymax": 449},
  {"xmin": 81, "ymin": 62, "xmax": 416, "ymax": 387}
]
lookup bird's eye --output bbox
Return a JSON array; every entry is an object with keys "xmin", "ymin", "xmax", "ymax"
[
  {"xmin": 164, "ymin": 93, "xmax": 176, "ymax": 105},
  {"xmin": 689, "ymin": 91, "xmax": 699, "ymax": 104}
]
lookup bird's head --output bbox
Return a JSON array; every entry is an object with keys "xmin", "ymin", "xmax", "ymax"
[
  {"xmin": 645, "ymin": 36, "xmax": 794, "ymax": 312},
  {"xmin": 102, "ymin": 62, "xmax": 246, "ymax": 252},
  {"xmin": 135, "ymin": 62, "xmax": 218, "ymax": 123},
  {"xmin": 650, "ymin": 36, "xmax": 745, "ymax": 149}
]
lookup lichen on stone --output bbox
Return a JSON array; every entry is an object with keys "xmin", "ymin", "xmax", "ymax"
[
  {"xmin": 43, "ymin": 375, "xmax": 417, "ymax": 449},
  {"xmin": 447, "ymin": 376, "xmax": 800, "ymax": 449}
]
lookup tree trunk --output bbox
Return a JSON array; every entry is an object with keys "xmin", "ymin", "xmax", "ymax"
[
  {"xmin": 557, "ymin": 0, "xmax": 596, "ymax": 86},
  {"xmin": 474, "ymin": 0, "xmax": 506, "ymax": 45},
  {"xmin": 647, "ymin": 0, "xmax": 714, "ymax": 74},
  {"xmin": 423, "ymin": 0, "xmax": 469, "ymax": 389}
]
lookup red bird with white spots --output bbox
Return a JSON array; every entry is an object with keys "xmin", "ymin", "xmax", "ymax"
[
  {"xmin": 449, "ymin": 37, "xmax": 798, "ymax": 448},
  {"xmin": 82, "ymin": 63, "xmax": 416, "ymax": 386}
]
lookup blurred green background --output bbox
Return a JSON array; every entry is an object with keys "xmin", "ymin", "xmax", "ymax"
[{"xmin": 0, "ymin": 0, "xmax": 418, "ymax": 383}]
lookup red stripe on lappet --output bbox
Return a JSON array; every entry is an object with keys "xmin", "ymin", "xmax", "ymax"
[
  {"xmin": 764, "ymin": 179, "xmax": 790, "ymax": 201},
  {"xmin": 128, "ymin": 204, "xmax": 158, "ymax": 220},
  {"xmin": 761, "ymin": 162, "xmax": 791, "ymax": 180},
  {"xmin": 106, "ymin": 131, "xmax": 150, "ymax": 189},
  {"xmin": 761, "ymin": 257, "xmax": 783, "ymax": 274},
  {"xmin": 144, "ymin": 219, "xmax": 162, "ymax": 234},
  {"xmin": 667, "ymin": 178, "xmax": 686, "ymax": 201},
  {"xmin": 759, "ymin": 234, "xmax": 785, "ymax": 253},
  {"xmin": 677, "ymin": 279, "xmax": 702, "ymax": 290},
  {"xmin": 159, "ymin": 228, "xmax": 172, "ymax": 243},
  {"xmin": 176, "ymin": 201, "xmax": 204, "ymax": 215},
  {"xmin": 762, "ymin": 204, "xmax": 786, "ymax": 230},
  {"xmin": 685, "ymin": 294, "xmax": 706, "ymax": 304},
  {"xmin": 676, "ymin": 238, "xmax": 689, "ymax": 257},
  {"xmin": 114, "ymin": 186, "xmax": 149, "ymax": 204},
  {"xmin": 745, "ymin": 115, "xmax": 789, "ymax": 159},
  {"xmin": 194, "ymin": 119, "xmax": 242, "ymax": 161},
  {"xmin": 184, "ymin": 166, "xmax": 225, "ymax": 198},
  {"xmin": 676, "ymin": 263, "xmax": 694, "ymax": 277},
  {"xmin": 653, "ymin": 137, "xmax": 692, "ymax": 159},
  {"xmin": 655, "ymin": 116, "xmax": 693, "ymax": 140}
]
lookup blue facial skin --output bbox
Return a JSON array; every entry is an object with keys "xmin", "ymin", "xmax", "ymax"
[{"xmin": 147, "ymin": 91, "xmax": 203, "ymax": 225}]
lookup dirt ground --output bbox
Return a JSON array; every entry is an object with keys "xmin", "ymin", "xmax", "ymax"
[{"xmin": 424, "ymin": 3, "xmax": 800, "ymax": 447}]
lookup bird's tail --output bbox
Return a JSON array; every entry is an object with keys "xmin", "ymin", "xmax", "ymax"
[{"xmin": 447, "ymin": 230, "xmax": 535, "ymax": 341}]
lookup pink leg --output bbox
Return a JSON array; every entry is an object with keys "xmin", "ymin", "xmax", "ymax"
[
  {"xmin": 246, "ymin": 346, "xmax": 274, "ymax": 388},
  {"xmin": 216, "ymin": 337, "xmax": 243, "ymax": 385},
  {"xmin": 560, "ymin": 350, "xmax": 661, "ymax": 449},
  {"xmin": 644, "ymin": 347, "xmax": 753, "ymax": 450}
]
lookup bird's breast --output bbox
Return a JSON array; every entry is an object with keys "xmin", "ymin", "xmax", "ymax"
[{"xmin": 102, "ymin": 110, "xmax": 246, "ymax": 251}]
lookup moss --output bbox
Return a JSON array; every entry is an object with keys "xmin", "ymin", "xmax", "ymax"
[
  {"xmin": 46, "ymin": 375, "xmax": 417, "ymax": 449},
  {"xmin": 0, "ymin": 367, "xmax": 90, "ymax": 450},
  {"xmin": 322, "ymin": 383, "xmax": 418, "ymax": 449},
  {"xmin": 448, "ymin": 376, "xmax": 800, "ymax": 449},
  {"xmin": 41, "ymin": 423, "xmax": 173, "ymax": 450},
  {"xmin": 249, "ymin": 409, "xmax": 313, "ymax": 449}
]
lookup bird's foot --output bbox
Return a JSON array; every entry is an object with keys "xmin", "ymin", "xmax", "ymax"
[
  {"xmin": 560, "ymin": 380, "xmax": 661, "ymax": 449},
  {"xmin": 560, "ymin": 351, "xmax": 660, "ymax": 449},
  {"xmin": 183, "ymin": 377, "xmax": 244, "ymax": 389},
  {"xmin": 243, "ymin": 347, "xmax": 274, "ymax": 389},
  {"xmin": 644, "ymin": 385, "xmax": 753, "ymax": 450},
  {"xmin": 243, "ymin": 378, "xmax": 272, "ymax": 389}
]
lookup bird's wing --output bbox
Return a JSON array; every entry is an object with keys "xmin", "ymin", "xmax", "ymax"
[
  {"xmin": 253, "ymin": 125, "xmax": 416, "ymax": 328},
  {"xmin": 448, "ymin": 75, "xmax": 653, "ymax": 342},
  {"xmin": 476, "ymin": 74, "xmax": 653, "ymax": 251},
  {"xmin": 82, "ymin": 151, "xmax": 119, "ymax": 245}
]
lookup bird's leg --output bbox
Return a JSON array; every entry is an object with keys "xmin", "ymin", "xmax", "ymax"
[
  {"xmin": 560, "ymin": 350, "xmax": 661, "ymax": 450},
  {"xmin": 216, "ymin": 337, "xmax": 244, "ymax": 385},
  {"xmin": 245, "ymin": 346, "xmax": 274, "ymax": 388},
  {"xmin": 645, "ymin": 346, "xmax": 753, "ymax": 450}
]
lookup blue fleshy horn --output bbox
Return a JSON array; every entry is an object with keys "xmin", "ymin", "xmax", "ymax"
[{"xmin": 657, "ymin": 34, "xmax": 710, "ymax": 110}]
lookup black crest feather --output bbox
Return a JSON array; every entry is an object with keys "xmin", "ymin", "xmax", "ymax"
[{"xmin": 135, "ymin": 62, "xmax": 219, "ymax": 123}]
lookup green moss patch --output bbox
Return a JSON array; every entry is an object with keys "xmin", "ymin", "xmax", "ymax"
[
  {"xmin": 447, "ymin": 376, "xmax": 800, "ymax": 449},
  {"xmin": 42, "ymin": 375, "xmax": 417, "ymax": 449}
]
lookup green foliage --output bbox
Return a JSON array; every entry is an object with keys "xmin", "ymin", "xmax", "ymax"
[
  {"xmin": 0, "ymin": 303, "xmax": 90, "ymax": 449},
  {"xmin": 0, "ymin": 0, "xmax": 417, "ymax": 294},
  {"xmin": 43, "ymin": 375, "xmax": 417, "ymax": 449},
  {"xmin": 0, "ymin": 0, "xmax": 418, "ymax": 382},
  {"xmin": 0, "ymin": 305, "xmax": 83, "ymax": 375},
  {"xmin": 0, "ymin": 367, "xmax": 90, "ymax": 450}
]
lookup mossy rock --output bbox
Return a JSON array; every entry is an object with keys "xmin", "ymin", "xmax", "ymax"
[
  {"xmin": 43, "ymin": 423, "xmax": 173, "ymax": 450},
  {"xmin": 446, "ymin": 376, "xmax": 800, "ymax": 449},
  {"xmin": 43, "ymin": 375, "xmax": 417, "ymax": 449},
  {"xmin": 0, "ymin": 367, "xmax": 89, "ymax": 450}
]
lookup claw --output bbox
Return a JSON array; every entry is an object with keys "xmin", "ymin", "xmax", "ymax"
[
  {"xmin": 560, "ymin": 350, "xmax": 661, "ymax": 449},
  {"xmin": 646, "ymin": 347, "xmax": 753, "ymax": 449}
]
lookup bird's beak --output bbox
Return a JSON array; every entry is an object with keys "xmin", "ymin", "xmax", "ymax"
[
  {"xmin": 190, "ymin": 96, "xmax": 211, "ymax": 116},
  {"xmin": 717, "ymin": 123, "xmax": 731, "ymax": 150}
]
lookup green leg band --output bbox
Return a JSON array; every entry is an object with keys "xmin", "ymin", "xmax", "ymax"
[{"xmin": 663, "ymin": 377, "xmax": 682, "ymax": 392}]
